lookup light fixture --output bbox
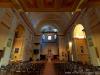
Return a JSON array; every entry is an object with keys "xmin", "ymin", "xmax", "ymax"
[
  {"xmin": 69, "ymin": 41, "xmax": 72, "ymax": 48},
  {"xmin": 69, "ymin": 41, "xmax": 72, "ymax": 53}
]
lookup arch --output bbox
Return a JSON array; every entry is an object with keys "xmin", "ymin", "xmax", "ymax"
[
  {"xmin": 11, "ymin": 25, "xmax": 25, "ymax": 62},
  {"xmin": 35, "ymin": 19, "xmax": 65, "ymax": 33},
  {"xmin": 71, "ymin": 24, "xmax": 89, "ymax": 64},
  {"xmin": 73, "ymin": 24, "xmax": 86, "ymax": 39},
  {"xmin": 41, "ymin": 25, "xmax": 58, "ymax": 33}
]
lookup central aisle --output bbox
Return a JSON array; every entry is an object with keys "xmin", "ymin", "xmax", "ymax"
[{"xmin": 43, "ymin": 61, "xmax": 56, "ymax": 75}]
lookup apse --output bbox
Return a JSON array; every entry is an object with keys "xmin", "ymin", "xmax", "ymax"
[
  {"xmin": 40, "ymin": 25, "xmax": 58, "ymax": 43},
  {"xmin": 40, "ymin": 25, "xmax": 59, "ymax": 56}
]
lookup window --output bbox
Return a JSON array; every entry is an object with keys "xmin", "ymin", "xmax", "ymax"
[
  {"xmin": 54, "ymin": 35, "xmax": 57, "ymax": 39},
  {"xmin": 48, "ymin": 35, "xmax": 52, "ymax": 40},
  {"xmin": 42, "ymin": 34, "xmax": 45, "ymax": 39},
  {"xmin": 41, "ymin": 34, "xmax": 58, "ymax": 43},
  {"xmin": 53, "ymin": 29, "xmax": 58, "ymax": 32}
]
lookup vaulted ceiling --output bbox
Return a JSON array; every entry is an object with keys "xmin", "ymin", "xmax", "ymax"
[
  {"xmin": 25, "ymin": 12, "xmax": 73, "ymax": 34},
  {"xmin": 0, "ymin": 0, "xmax": 100, "ymax": 11},
  {"xmin": 15, "ymin": 0, "xmax": 80, "ymax": 12},
  {"xmin": 0, "ymin": 0, "xmax": 100, "ymax": 35}
]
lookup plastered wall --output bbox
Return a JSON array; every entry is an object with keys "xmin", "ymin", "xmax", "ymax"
[{"xmin": 0, "ymin": 8, "xmax": 33, "ymax": 67}]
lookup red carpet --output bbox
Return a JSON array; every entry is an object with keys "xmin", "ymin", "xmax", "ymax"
[{"xmin": 43, "ymin": 62, "xmax": 56, "ymax": 75}]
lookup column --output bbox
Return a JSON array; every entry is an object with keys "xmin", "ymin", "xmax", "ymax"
[
  {"xmin": 59, "ymin": 36, "xmax": 65, "ymax": 61},
  {"xmin": 0, "ymin": 32, "xmax": 15, "ymax": 67}
]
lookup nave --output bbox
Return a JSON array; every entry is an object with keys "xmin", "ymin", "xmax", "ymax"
[
  {"xmin": 0, "ymin": 0, "xmax": 100, "ymax": 75},
  {"xmin": 0, "ymin": 61, "xmax": 100, "ymax": 75}
]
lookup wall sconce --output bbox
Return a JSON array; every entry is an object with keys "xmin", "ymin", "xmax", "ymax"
[
  {"xmin": 69, "ymin": 41, "xmax": 72, "ymax": 53},
  {"xmin": 69, "ymin": 41, "xmax": 72, "ymax": 48}
]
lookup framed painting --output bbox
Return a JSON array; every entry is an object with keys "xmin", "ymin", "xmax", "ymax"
[{"xmin": 14, "ymin": 48, "xmax": 19, "ymax": 53}]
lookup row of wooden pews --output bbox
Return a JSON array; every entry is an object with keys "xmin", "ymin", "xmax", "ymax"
[
  {"xmin": 0, "ymin": 61, "xmax": 45, "ymax": 75},
  {"xmin": 54, "ymin": 61, "xmax": 100, "ymax": 75}
]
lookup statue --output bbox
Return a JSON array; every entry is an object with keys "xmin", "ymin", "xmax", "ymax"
[{"xmin": 47, "ymin": 49, "xmax": 52, "ymax": 62}]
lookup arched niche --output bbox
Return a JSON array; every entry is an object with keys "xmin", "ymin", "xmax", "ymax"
[
  {"xmin": 73, "ymin": 24, "xmax": 89, "ymax": 64},
  {"xmin": 11, "ymin": 25, "xmax": 25, "ymax": 62}
]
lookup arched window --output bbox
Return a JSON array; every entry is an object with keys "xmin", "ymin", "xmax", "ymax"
[
  {"xmin": 48, "ymin": 35, "xmax": 52, "ymax": 40},
  {"xmin": 74, "ymin": 24, "xmax": 86, "ymax": 39},
  {"xmin": 41, "ymin": 25, "xmax": 58, "ymax": 33}
]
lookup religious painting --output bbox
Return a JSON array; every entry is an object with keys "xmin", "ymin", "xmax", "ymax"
[
  {"xmin": 43, "ymin": 0, "xmax": 55, "ymax": 8},
  {"xmin": 0, "ymin": 49, "xmax": 4, "ymax": 59},
  {"xmin": 14, "ymin": 48, "xmax": 19, "ymax": 53},
  {"xmin": 80, "ymin": 46, "xmax": 84, "ymax": 53}
]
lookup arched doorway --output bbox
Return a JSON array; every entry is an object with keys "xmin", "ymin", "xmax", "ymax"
[
  {"xmin": 73, "ymin": 24, "xmax": 89, "ymax": 64},
  {"xmin": 11, "ymin": 25, "xmax": 25, "ymax": 62}
]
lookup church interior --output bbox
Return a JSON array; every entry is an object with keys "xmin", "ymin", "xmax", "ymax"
[{"xmin": 0, "ymin": 0, "xmax": 100, "ymax": 75}]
